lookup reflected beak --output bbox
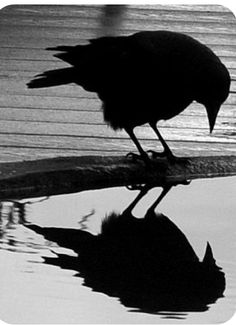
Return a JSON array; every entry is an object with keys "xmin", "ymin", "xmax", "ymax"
[
  {"xmin": 206, "ymin": 102, "xmax": 221, "ymax": 133},
  {"xmin": 203, "ymin": 242, "xmax": 216, "ymax": 266}
]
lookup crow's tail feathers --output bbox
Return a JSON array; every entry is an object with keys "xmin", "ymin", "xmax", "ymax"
[
  {"xmin": 46, "ymin": 45, "xmax": 74, "ymax": 52},
  {"xmin": 27, "ymin": 67, "xmax": 75, "ymax": 88},
  {"xmin": 25, "ymin": 223, "xmax": 94, "ymax": 251}
]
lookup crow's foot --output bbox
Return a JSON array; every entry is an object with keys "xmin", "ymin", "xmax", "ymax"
[
  {"xmin": 126, "ymin": 184, "xmax": 150, "ymax": 192},
  {"xmin": 163, "ymin": 178, "xmax": 191, "ymax": 188},
  {"xmin": 126, "ymin": 152, "xmax": 143, "ymax": 162},
  {"xmin": 126, "ymin": 152, "xmax": 151, "ymax": 167},
  {"xmin": 147, "ymin": 150, "xmax": 190, "ymax": 165}
]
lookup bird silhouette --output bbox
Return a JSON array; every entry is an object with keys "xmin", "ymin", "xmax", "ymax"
[
  {"xmin": 27, "ymin": 30, "xmax": 230, "ymax": 163},
  {"xmin": 25, "ymin": 182, "xmax": 225, "ymax": 313}
]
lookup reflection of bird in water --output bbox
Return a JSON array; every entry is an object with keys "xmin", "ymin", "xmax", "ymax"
[
  {"xmin": 25, "ymin": 182, "xmax": 225, "ymax": 313},
  {"xmin": 27, "ymin": 30, "xmax": 230, "ymax": 164}
]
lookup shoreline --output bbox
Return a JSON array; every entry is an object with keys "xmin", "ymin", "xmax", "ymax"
[{"xmin": 0, "ymin": 155, "xmax": 235, "ymax": 200}]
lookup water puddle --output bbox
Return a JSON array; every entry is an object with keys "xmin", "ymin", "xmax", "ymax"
[{"xmin": 0, "ymin": 177, "xmax": 236, "ymax": 323}]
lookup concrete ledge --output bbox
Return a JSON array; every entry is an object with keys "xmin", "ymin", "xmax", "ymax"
[{"xmin": 0, "ymin": 155, "xmax": 236, "ymax": 200}]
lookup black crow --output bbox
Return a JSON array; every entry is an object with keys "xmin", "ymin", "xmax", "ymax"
[{"xmin": 27, "ymin": 30, "xmax": 230, "ymax": 163}]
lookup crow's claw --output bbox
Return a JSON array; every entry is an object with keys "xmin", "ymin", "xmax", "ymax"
[
  {"xmin": 126, "ymin": 184, "xmax": 149, "ymax": 191},
  {"xmin": 147, "ymin": 150, "xmax": 166, "ymax": 158},
  {"xmin": 126, "ymin": 152, "xmax": 143, "ymax": 162},
  {"xmin": 126, "ymin": 152, "xmax": 151, "ymax": 167},
  {"xmin": 147, "ymin": 150, "xmax": 190, "ymax": 165},
  {"xmin": 164, "ymin": 177, "xmax": 191, "ymax": 187}
]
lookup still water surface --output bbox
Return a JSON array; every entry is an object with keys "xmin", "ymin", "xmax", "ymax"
[{"xmin": 0, "ymin": 176, "xmax": 235, "ymax": 323}]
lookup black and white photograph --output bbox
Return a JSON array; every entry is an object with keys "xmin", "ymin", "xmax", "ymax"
[{"xmin": 0, "ymin": 2, "xmax": 236, "ymax": 323}]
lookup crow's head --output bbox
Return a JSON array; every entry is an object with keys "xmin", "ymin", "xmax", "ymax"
[{"xmin": 200, "ymin": 62, "xmax": 230, "ymax": 133}]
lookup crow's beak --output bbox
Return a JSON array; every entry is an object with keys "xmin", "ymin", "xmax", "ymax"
[
  {"xmin": 206, "ymin": 102, "xmax": 221, "ymax": 133},
  {"xmin": 202, "ymin": 242, "xmax": 216, "ymax": 266}
]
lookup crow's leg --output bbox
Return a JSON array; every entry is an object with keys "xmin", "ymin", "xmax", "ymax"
[
  {"xmin": 149, "ymin": 122, "xmax": 174, "ymax": 158},
  {"xmin": 146, "ymin": 185, "xmax": 172, "ymax": 216},
  {"xmin": 125, "ymin": 127, "xmax": 150, "ymax": 164},
  {"xmin": 149, "ymin": 122, "xmax": 189, "ymax": 164},
  {"xmin": 146, "ymin": 178, "xmax": 190, "ymax": 216},
  {"xmin": 123, "ymin": 184, "xmax": 151, "ymax": 215}
]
